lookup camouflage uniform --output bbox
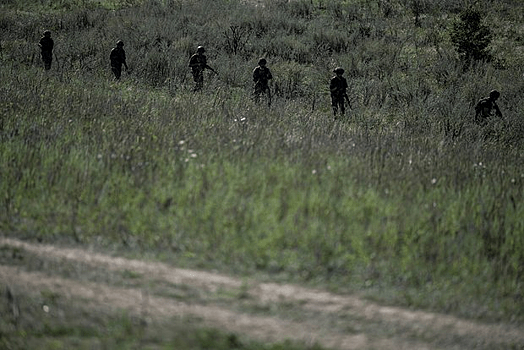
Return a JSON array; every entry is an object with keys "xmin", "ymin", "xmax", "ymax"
[
  {"xmin": 253, "ymin": 58, "xmax": 273, "ymax": 106},
  {"xmin": 475, "ymin": 90, "xmax": 502, "ymax": 124},
  {"xmin": 189, "ymin": 46, "xmax": 208, "ymax": 91},
  {"xmin": 110, "ymin": 40, "xmax": 128, "ymax": 80},
  {"xmin": 39, "ymin": 31, "xmax": 54, "ymax": 70},
  {"xmin": 330, "ymin": 67, "xmax": 348, "ymax": 117}
]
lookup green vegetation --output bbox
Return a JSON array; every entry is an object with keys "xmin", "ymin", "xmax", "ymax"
[
  {"xmin": 1, "ymin": 0, "xmax": 524, "ymax": 345},
  {"xmin": 450, "ymin": 8, "xmax": 493, "ymax": 67},
  {"xmin": 0, "ymin": 287, "xmax": 319, "ymax": 350}
]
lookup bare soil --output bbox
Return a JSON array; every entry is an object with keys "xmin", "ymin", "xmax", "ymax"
[{"xmin": 1, "ymin": 237, "xmax": 523, "ymax": 349}]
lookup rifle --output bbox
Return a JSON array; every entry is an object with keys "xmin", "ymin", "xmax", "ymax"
[
  {"xmin": 344, "ymin": 93, "xmax": 352, "ymax": 109},
  {"xmin": 54, "ymin": 52, "xmax": 60, "ymax": 71},
  {"xmin": 205, "ymin": 65, "xmax": 218, "ymax": 75}
]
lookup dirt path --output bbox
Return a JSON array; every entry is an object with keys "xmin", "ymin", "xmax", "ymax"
[{"xmin": 1, "ymin": 237, "xmax": 523, "ymax": 349}]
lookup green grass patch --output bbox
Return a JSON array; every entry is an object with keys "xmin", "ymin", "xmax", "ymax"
[{"xmin": 0, "ymin": 287, "xmax": 323, "ymax": 350}]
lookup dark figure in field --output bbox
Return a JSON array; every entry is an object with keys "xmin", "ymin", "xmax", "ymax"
[
  {"xmin": 110, "ymin": 40, "xmax": 128, "ymax": 80},
  {"xmin": 253, "ymin": 58, "xmax": 273, "ymax": 106},
  {"xmin": 38, "ymin": 30, "xmax": 54, "ymax": 70},
  {"xmin": 475, "ymin": 90, "xmax": 502, "ymax": 125},
  {"xmin": 330, "ymin": 67, "xmax": 349, "ymax": 118},
  {"xmin": 189, "ymin": 46, "xmax": 216, "ymax": 92}
]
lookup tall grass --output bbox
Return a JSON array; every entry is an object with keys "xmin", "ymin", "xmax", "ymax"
[{"xmin": 1, "ymin": 0, "xmax": 524, "ymax": 322}]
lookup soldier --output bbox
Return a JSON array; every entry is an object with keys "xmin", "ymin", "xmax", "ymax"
[
  {"xmin": 38, "ymin": 30, "xmax": 54, "ymax": 70},
  {"xmin": 253, "ymin": 58, "xmax": 273, "ymax": 106},
  {"xmin": 110, "ymin": 40, "xmax": 128, "ymax": 80},
  {"xmin": 475, "ymin": 90, "xmax": 503, "ymax": 124},
  {"xmin": 329, "ymin": 67, "xmax": 349, "ymax": 118},
  {"xmin": 189, "ymin": 46, "xmax": 216, "ymax": 92}
]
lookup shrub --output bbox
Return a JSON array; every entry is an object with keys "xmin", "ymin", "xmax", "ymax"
[{"xmin": 449, "ymin": 8, "xmax": 493, "ymax": 67}]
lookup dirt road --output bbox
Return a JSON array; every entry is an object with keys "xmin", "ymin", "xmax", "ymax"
[{"xmin": 1, "ymin": 237, "xmax": 523, "ymax": 349}]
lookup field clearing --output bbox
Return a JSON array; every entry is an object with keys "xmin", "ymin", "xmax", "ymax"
[{"xmin": 1, "ymin": 0, "xmax": 524, "ymax": 348}]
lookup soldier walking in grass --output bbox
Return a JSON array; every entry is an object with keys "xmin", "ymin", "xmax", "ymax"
[
  {"xmin": 253, "ymin": 58, "xmax": 273, "ymax": 106},
  {"xmin": 189, "ymin": 46, "xmax": 216, "ymax": 92},
  {"xmin": 110, "ymin": 40, "xmax": 128, "ymax": 80},
  {"xmin": 38, "ymin": 30, "xmax": 54, "ymax": 70},
  {"xmin": 475, "ymin": 90, "xmax": 503, "ymax": 125},
  {"xmin": 330, "ymin": 67, "xmax": 349, "ymax": 119}
]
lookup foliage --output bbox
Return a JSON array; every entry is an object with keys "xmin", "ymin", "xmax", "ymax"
[{"xmin": 449, "ymin": 8, "xmax": 493, "ymax": 66}]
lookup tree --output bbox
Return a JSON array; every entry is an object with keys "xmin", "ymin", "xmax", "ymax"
[{"xmin": 449, "ymin": 8, "xmax": 493, "ymax": 67}]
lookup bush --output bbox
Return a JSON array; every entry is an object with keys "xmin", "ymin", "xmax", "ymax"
[{"xmin": 449, "ymin": 8, "xmax": 493, "ymax": 67}]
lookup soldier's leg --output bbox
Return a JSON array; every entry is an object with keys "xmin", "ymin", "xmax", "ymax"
[
  {"xmin": 331, "ymin": 95, "xmax": 338, "ymax": 116},
  {"xmin": 44, "ymin": 58, "xmax": 52, "ymax": 70},
  {"xmin": 193, "ymin": 71, "xmax": 204, "ymax": 91},
  {"xmin": 339, "ymin": 99, "xmax": 345, "ymax": 115},
  {"xmin": 42, "ymin": 52, "xmax": 52, "ymax": 70},
  {"xmin": 112, "ymin": 66, "xmax": 122, "ymax": 80},
  {"xmin": 253, "ymin": 84, "xmax": 262, "ymax": 103}
]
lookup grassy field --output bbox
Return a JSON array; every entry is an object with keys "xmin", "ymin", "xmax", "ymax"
[
  {"xmin": 1, "ymin": 0, "xmax": 524, "ymax": 348},
  {"xmin": 0, "ymin": 287, "xmax": 316, "ymax": 350}
]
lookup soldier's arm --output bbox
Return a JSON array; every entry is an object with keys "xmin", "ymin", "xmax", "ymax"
[
  {"xmin": 494, "ymin": 103, "xmax": 502, "ymax": 118},
  {"xmin": 329, "ymin": 81, "xmax": 338, "ymax": 93},
  {"xmin": 122, "ymin": 52, "xmax": 128, "ymax": 70},
  {"xmin": 189, "ymin": 56, "xmax": 198, "ymax": 67}
]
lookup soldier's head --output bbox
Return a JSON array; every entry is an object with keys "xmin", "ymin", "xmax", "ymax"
[
  {"xmin": 116, "ymin": 40, "xmax": 124, "ymax": 47},
  {"xmin": 43, "ymin": 30, "xmax": 51, "ymax": 37},
  {"xmin": 258, "ymin": 58, "xmax": 267, "ymax": 66},
  {"xmin": 197, "ymin": 46, "xmax": 205, "ymax": 54},
  {"xmin": 489, "ymin": 90, "xmax": 500, "ymax": 101},
  {"xmin": 333, "ymin": 67, "xmax": 344, "ymax": 75}
]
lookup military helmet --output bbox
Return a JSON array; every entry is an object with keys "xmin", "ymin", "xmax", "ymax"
[
  {"xmin": 489, "ymin": 90, "xmax": 500, "ymax": 99},
  {"xmin": 197, "ymin": 46, "xmax": 205, "ymax": 53},
  {"xmin": 258, "ymin": 58, "xmax": 267, "ymax": 65},
  {"xmin": 333, "ymin": 67, "xmax": 344, "ymax": 74},
  {"xmin": 43, "ymin": 30, "xmax": 51, "ymax": 36},
  {"xmin": 116, "ymin": 40, "xmax": 124, "ymax": 47}
]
